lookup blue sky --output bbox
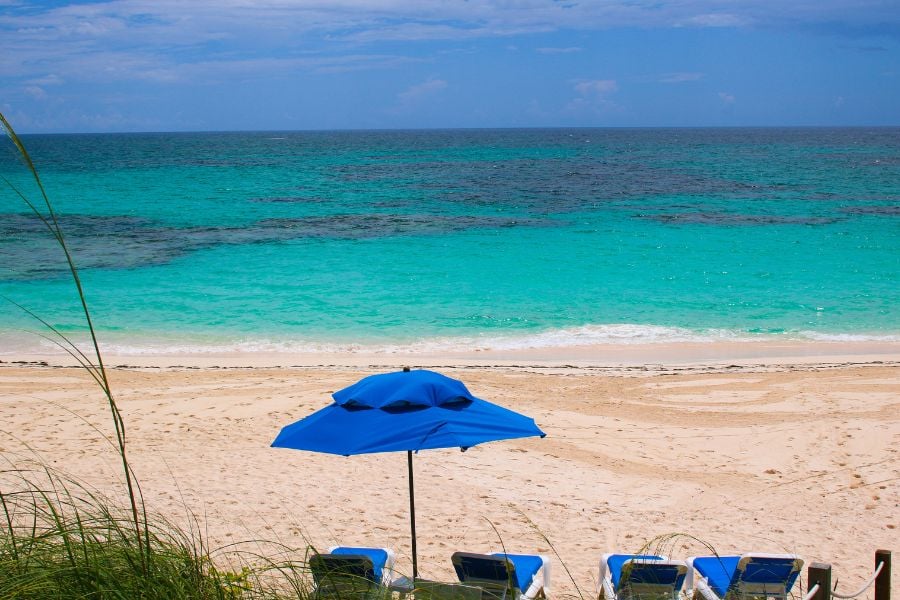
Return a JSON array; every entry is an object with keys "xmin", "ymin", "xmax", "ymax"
[{"xmin": 1, "ymin": 0, "xmax": 899, "ymax": 132}]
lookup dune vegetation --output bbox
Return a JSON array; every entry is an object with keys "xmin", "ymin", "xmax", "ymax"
[{"xmin": 0, "ymin": 112, "xmax": 326, "ymax": 599}]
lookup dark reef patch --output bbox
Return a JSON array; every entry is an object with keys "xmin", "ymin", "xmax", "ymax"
[
  {"xmin": 1, "ymin": 212, "xmax": 559, "ymax": 281},
  {"xmin": 635, "ymin": 211, "xmax": 841, "ymax": 226},
  {"xmin": 840, "ymin": 205, "xmax": 900, "ymax": 216}
]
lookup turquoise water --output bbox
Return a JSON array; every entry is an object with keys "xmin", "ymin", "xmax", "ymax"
[{"xmin": 1, "ymin": 128, "xmax": 898, "ymax": 354}]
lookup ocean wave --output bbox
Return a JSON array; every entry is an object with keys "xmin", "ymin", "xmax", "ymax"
[
  {"xmin": 378, "ymin": 324, "xmax": 754, "ymax": 353},
  {"xmin": 3, "ymin": 324, "xmax": 897, "ymax": 357},
  {"xmin": 796, "ymin": 331, "xmax": 900, "ymax": 343}
]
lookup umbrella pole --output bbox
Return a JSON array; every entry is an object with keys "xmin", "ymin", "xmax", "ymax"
[{"xmin": 407, "ymin": 450, "xmax": 418, "ymax": 581}]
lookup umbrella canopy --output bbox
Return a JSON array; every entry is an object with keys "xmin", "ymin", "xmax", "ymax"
[
  {"xmin": 271, "ymin": 369, "xmax": 545, "ymax": 579},
  {"xmin": 272, "ymin": 369, "xmax": 544, "ymax": 455}
]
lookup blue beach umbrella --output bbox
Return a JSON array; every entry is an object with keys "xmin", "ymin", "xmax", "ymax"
[{"xmin": 272, "ymin": 368, "xmax": 545, "ymax": 579}]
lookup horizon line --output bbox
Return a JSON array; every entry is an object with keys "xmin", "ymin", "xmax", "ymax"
[{"xmin": 15, "ymin": 123, "xmax": 900, "ymax": 136}]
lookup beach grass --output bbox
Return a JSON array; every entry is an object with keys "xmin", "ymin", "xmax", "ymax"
[
  {"xmin": 0, "ymin": 461, "xmax": 322, "ymax": 599},
  {"xmin": 0, "ymin": 112, "xmax": 322, "ymax": 598},
  {"xmin": 1, "ymin": 465, "xmax": 229, "ymax": 598}
]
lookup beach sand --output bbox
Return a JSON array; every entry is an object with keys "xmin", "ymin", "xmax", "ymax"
[{"xmin": 0, "ymin": 350, "xmax": 897, "ymax": 596}]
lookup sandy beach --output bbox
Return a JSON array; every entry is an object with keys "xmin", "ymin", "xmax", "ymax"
[{"xmin": 1, "ymin": 349, "xmax": 897, "ymax": 596}]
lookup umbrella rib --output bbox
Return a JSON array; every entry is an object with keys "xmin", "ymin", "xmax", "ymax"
[{"xmin": 414, "ymin": 421, "xmax": 448, "ymax": 451}]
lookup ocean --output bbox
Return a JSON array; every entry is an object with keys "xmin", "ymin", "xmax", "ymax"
[{"xmin": 1, "ymin": 127, "xmax": 898, "ymax": 356}]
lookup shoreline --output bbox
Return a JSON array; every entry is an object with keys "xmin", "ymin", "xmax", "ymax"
[{"xmin": 3, "ymin": 339, "xmax": 898, "ymax": 372}]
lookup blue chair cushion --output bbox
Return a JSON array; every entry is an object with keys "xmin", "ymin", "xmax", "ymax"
[
  {"xmin": 332, "ymin": 546, "xmax": 389, "ymax": 582},
  {"xmin": 692, "ymin": 556, "xmax": 742, "ymax": 598},
  {"xmin": 741, "ymin": 557, "xmax": 801, "ymax": 593},
  {"xmin": 492, "ymin": 553, "xmax": 544, "ymax": 593},
  {"xmin": 607, "ymin": 555, "xmax": 665, "ymax": 589},
  {"xmin": 693, "ymin": 556, "xmax": 800, "ymax": 599}
]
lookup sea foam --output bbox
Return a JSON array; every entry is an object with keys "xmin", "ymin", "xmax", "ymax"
[{"xmin": 4, "ymin": 324, "xmax": 897, "ymax": 358}]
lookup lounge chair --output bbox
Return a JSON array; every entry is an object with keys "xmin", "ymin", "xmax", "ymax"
[
  {"xmin": 451, "ymin": 551, "xmax": 551, "ymax": 600},
  {"xmin": 598, "ymin": 553, "xmax": 688, "ymax": 600},
  {"xmin": 414, "ymin": 579, "xmax": 485, "ymax": 600},
  {"xmin": 686, "ymin": 554, "xmax": 803, "ymax": 600},
  {"xmin": 309, "ymin": 546, "xmax": 396, "ymax": 600}
]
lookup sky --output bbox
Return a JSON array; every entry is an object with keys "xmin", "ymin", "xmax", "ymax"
[{"xmin": 1, "ymin": 0, "xmax": 899, "ymax": 133}]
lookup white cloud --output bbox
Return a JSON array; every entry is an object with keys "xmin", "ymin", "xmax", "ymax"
[
  {"xmin": 26, "ymin": 73, "xmax": 64, "ymax": 86},
  {"xmin": 659, "ymin": 72, "xmax": 704, "ymax": 83},
  {"xmin": 398, "ymin": 78, "xmax": 447, "ymax": 104},
  {"xmin": 574, "ymin": 79, "xmax": 618, "ymax": 96},
  {"xmin": 677, "ymin": 13, "xmax": 749, "ymax": 28},
  {"xmin": 24, "ymin": 85, "xmax": 47, "ymax": 99},
  {"xmin": 1, "ymin": 0, "xmax": 897, "ymax": 131},
  {"xmin": 566, "ymin": 78, "xmax": 619, "ymax": 113},
  {"xmin": 0, "ymin": 2, "xmax": 896, "ymax": 95},
  {"xmin": 537, "ymin": 46, "xmax": 582, "ymax": 54},
  {"xmin": 3, "ymin": 1, "xmax": 896, "ymax": 55}
]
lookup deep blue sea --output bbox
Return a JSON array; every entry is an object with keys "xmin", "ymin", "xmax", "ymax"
[{"xmin": 1, "ymin": 128, "xmax": 898, "ymax": 355}]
